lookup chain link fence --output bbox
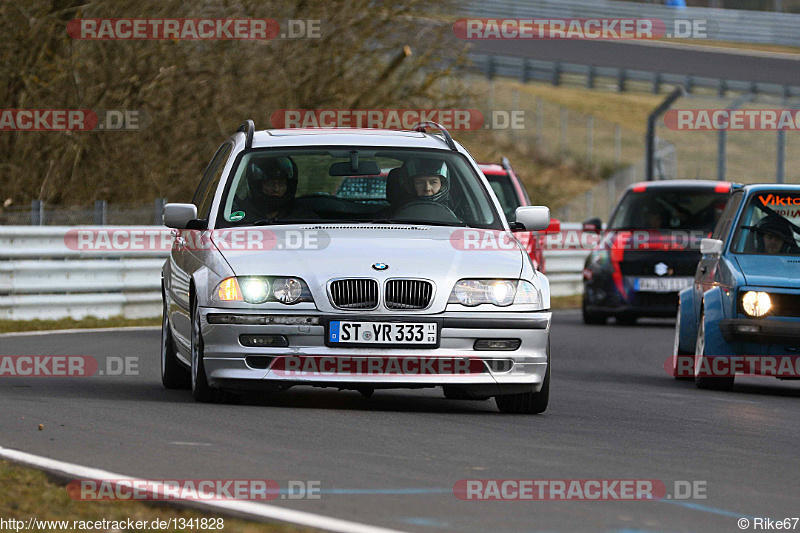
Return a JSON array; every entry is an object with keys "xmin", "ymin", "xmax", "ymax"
[{"xmin": 0, "ymin": 199, "xmax": 167, "ymax": 226}]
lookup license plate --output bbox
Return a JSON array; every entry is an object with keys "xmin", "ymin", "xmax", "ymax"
[
  {"xmin": 328, "ymin": 321, "xmax": 438, "ymax": 346},
  {"xmin": 635, "ymin": 277, "xmax": 693, "ymax": 293}
]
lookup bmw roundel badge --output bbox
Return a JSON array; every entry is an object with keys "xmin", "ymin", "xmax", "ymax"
[{"xmin": 372, "ymin": 263, "xmax": 388, "ymax": 271}]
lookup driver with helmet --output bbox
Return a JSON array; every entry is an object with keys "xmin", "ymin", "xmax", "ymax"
[
  {"xmin": 406, "ymin": 158, "xmax": 449, "ymax": 203},
  {"xmin": 235, "ymin": 157, "xmax": 316, "ymax": 222},
  {"xmin": 754, "ymin": 215, "xmax": 799, "ymax": 254}
]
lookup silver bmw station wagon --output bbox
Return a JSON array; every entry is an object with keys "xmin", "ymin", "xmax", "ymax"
[{"xmin": 161, "ymin": 121, "xmax": 553, "ymax": 413}]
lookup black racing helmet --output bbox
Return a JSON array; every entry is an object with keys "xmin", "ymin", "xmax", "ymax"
[
  {"xmin": 246, "ymin": 157, "xmax": 297, "ymax": 209},
  {"xmin": 755, "ymin": 215, "xmax": 796, "ymax": 252}
]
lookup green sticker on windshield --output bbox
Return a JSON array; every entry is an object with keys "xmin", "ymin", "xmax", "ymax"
[{"xmin": 230, "ymin": 211, "xmax": 245, "ymax": 222}]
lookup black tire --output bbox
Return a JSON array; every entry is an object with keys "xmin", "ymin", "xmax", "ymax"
[
  {"xmin": 443, "ymin": 387, "xmax": 490, "ymax": 401},
  {"xmin": 191, "ymin": 298, "xmax": 217, "ymax": 403},
  {"xmin": 672, "ymin": 302, "xmax": 694, "ymax": 381},
  {"xmin": 582, "ymin": 298, "xmax": 607, "ymax": 325},
  {"xmin": 616, "ymin": 314, "xmax": 637, "ymax": 326},
  {"xmin": 495, "ymin": 341, "xmax": 550, "ymax": 414},
  {"xmin": 161, "ymin": 295, "xmax": 190, "ymax": 389},
  {"xmin": 694, "ymin": 310, "xmax": 734, "ymax": 391}
]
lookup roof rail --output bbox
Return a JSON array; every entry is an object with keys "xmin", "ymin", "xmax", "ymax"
[
  {"xmin": 237, "ymin": 120, "xmax": 255, "ymax": 149},
  {"xmin": 411, "ymin": 122, "xmax": 457, "ymax": 151}
]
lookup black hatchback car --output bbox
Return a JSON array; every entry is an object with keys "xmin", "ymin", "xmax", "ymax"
[{"xmin": 582, "ymin": 180, "xmax": 735, "ymax": 324}]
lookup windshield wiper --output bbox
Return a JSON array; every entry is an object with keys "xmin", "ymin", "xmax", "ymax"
[
  {"xmin": 252, "ymin": 218, "xmax": 324, "ymax": 226},
  {"xmin": 393, "ymin": 219, "xmax": 467, "ymax": 227}
]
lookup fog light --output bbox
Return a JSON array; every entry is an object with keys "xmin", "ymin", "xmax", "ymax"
[
  {"xmin": 240, "ymin": 334, "xmax": 289, "ymax": 347},
  {"xmin": 474, "ymin": 339, "xmax": 521, "ymax": 351}
]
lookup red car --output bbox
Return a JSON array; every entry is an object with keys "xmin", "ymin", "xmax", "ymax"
[{"xmin": 478, "ymin": 158, "xmax": 560, "ymax": 272}]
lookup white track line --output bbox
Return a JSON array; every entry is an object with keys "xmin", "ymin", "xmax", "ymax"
[
  {"xmin": 0, "ymin": 447, "xmax": 407, "ymax": 533},
  {"xmin": 0, "ymin": 326, "xmax": 160, "ymax": 338}
]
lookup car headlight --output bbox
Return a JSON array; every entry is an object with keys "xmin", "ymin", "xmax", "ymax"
[
  {"xmin": 448, "ymin": 279, "xmax": 541, "ymax": 308},
  {"xmin": 272, "ymin": 278, "xmax": 303, "ymax": 304},
  {"xmin": 589, "ymin": 250, "xmax": 610, "ymax": 270},
  {"xmin": 240, "ymin": 278, "xmax": 270, "ymax": 304},
  {"xmin": 214, "ymin": 277, "xmax": 313, "ymax": 305},
  {"xmin": 742, "ymin": 291, "xmax": 771, "ymax": 317}
]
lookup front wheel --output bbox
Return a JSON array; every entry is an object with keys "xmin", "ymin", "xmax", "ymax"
[
  {"xmin": 495, "ymin": 341, "xmax": 550, "ymax": 414},
  {"xmin": 161, "ymin": 296, "xmax": 190, "ymax": 389},
  {"xmin": 582, "ymin": 298, "xmax": 607, "ymax": 325},
  {"xmin": 694, "ymin": 310, "xmax": 734, "ymax": 391},
  {"xmin": 672, "ymin": 301, "xmax": 693, "ymax": 380},
  {"xmin": 191, "ymin": 299, "xmax": 217, "ymax": 403}
]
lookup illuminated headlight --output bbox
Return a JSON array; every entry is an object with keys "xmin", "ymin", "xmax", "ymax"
[
  {"xmin": 742, "ymin": 291, "xmax": 771, "ymax": 317},
  {"xmin": 488, "ymin": 281, "xmax": 516, "ymax": 306},
  {"xmin": 240, "ymin": 278, "xmax": 270, "ymax": 304},
  {"xmin": 214, "ymin": 277, "xmax": 312, "ymax": 305},
  {"xmin": 449, "ymin": 280, "xmax": 541, "ymax": 308},
  {"xmin": 273, "ymin": 278, "xmax": 303, "ymax": 304}
]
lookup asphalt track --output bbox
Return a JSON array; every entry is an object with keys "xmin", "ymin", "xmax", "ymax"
[
  {"xmin": 471, "ymin": 40, "xmax": 800, "ymax": 87},
  {"xmin": 2, "ymin": 311, "xmax": 800, "ymax": 532}
]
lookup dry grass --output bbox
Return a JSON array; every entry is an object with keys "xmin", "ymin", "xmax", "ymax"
[{"xmin": 0, "ymin": 460, "xmax": 308, "ymax": 532}]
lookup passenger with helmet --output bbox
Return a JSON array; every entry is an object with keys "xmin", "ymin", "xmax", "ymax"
[
  {"xmin": 754, "ymin": 215, "xmax": 799, "ymax": 254},
  {"xmin": 235, "ymin": 157, "xmax": 317, "ymax": 222}
]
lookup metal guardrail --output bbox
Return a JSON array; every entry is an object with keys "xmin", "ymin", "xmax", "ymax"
[
  {"xmin": 0, "ymin": 227, "xmax": 168, "ymax": 321},
  {"xmin": 466, "ymin": 0, "xmax": 800, "ymax": 47},
  {"xmin": 0, "ymin": 225, "xmax": 591, "ymax": 321},
  {"xmin": 469, "ymin": 53, "xmax": 800, "ymax": 99}
]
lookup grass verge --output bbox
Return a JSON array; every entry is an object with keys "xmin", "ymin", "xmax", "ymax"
[
  {"xmin": 0, "ymin": 459, "xmax": 306, "ymax": 533},
  {"xmin": 551, "ymin": 294, "xmax": 582, "ymax": 310},
  {"xmin": 0, "ymin": 316, "xmax": 160, "ymax": 334}
]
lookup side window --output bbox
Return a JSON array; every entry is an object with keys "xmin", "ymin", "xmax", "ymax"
[
  {"xmin": 193, "ymin": 143, "xmax": 232, "ymax": 220},
  {"xmin": 711, "ymin": 191, "xmax": 744, "ymax": 242}
]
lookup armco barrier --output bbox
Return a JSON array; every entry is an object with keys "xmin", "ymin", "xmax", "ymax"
[
  {"xmin": 0, "ymin": 226, "xmax": 169, "ymax": 321},
  {"xmin": 466, "ymin": 0, "xmax": 800, "ymax": 47},
  {"xmin": 0, "ymin": 225, "xmax": 591, "ymax": 321}
]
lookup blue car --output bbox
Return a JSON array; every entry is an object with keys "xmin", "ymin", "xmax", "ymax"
[{"xmin": 674, "ymin": 184, "xmax": 800, "ymax": 390}]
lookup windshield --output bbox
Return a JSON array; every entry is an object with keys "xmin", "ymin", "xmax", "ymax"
[
  {"xmin": 215, "ymin": 148, "xmax": 503, "ymax": 229},
  {"xmin": 732, "ymin": 191, "xmax": 800, "ymax": 255},
  {"xmin": 484, "ymin": 173, "xmax": 521, "ymax": 221},
  {"xmin": 608, "ymin": 187, "xmax": 729, "ymax": 232}
]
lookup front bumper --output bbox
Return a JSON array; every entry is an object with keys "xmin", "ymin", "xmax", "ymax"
[
  {"xmin": 584, "ymin": 276, "xmax": 682, "ymax": 318},
  {"xmin": 720, "ymin": 318, "xmax": 800, "ymax": 345},
  {"xmin": 198, "ymin": 308, "xmax": 551, "ymax": 395}
]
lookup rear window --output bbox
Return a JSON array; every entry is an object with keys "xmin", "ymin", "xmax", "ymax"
[
  {"xmin": 732, "ymin": 191, "xmax": 800, "ymax": 255},
  {"xmin": 608, "ymin": 187, "xmax": 728, "ymax": 232}
]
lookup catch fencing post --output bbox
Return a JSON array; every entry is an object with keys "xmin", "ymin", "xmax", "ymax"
[
  {"xmin": 31, "ymin": 200, "xmax": 44, "ymax": 226},
  {"xmin": 155, "ymin": 198, "xmax": 167, "ymax": 225},
  {"xmin": 94, "ymin": 200, "xmax": 107, "ymax": 225}
]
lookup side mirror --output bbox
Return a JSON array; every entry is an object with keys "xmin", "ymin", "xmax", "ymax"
[
  {"xmin": 700, "ymin": 238, "xmax": 723, "ymax": 258},
  {"xmin": 163, "ymin": 203, "xmax": 198, "ymax": 229},
  {"xmin": 544, "ymin": 218, "xmax": 561, "ymax": 234},
  {"xmin": 514, "ymin": 206, "xmax": 550, "ymax": 231},
  {"xmin": 582, "ymin": 217, "xmax": 602, "ymax": 233}
]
